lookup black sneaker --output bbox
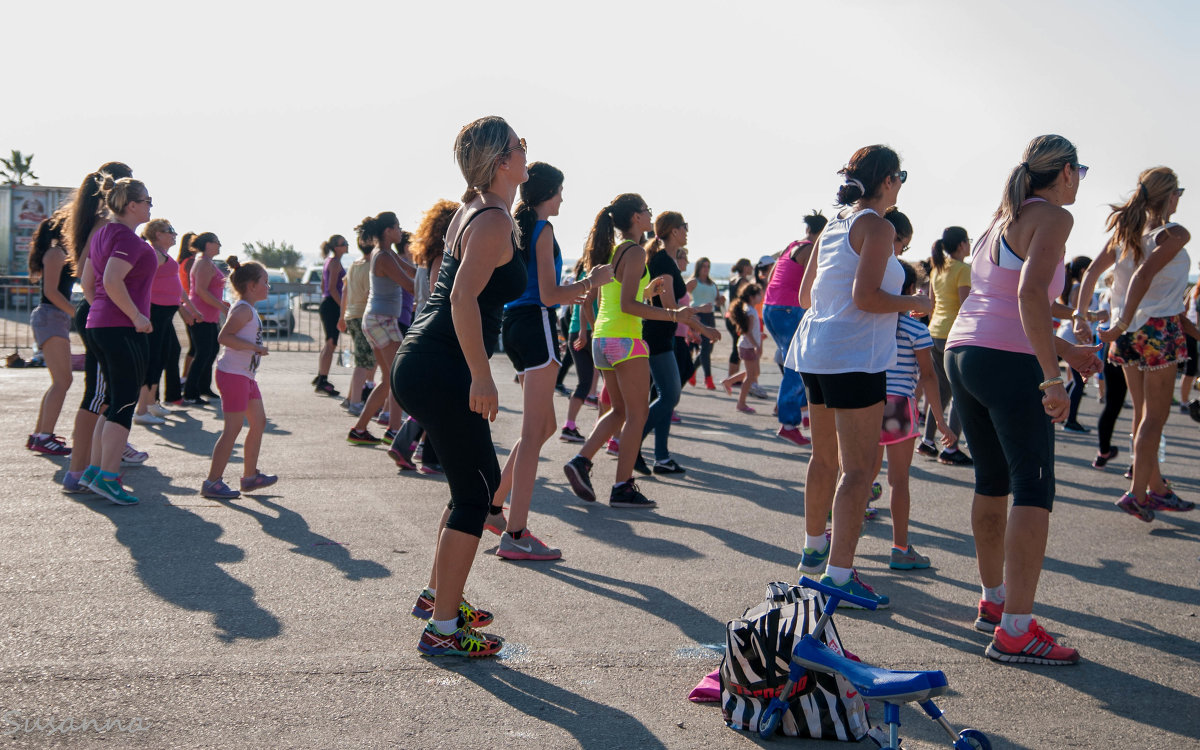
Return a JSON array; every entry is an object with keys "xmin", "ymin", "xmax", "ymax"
[
  {"xmin": 559, "ymin": 426, "xmax": 585, "ymax": 443},
  {"xmin": 916, "ymin": 441, "xmax": 939, "ymax": 459},
  {"xmin": 555, "ymin": 384, "xmax": 572, "ymax": 396},
  {"xmin": 347, "ymin": 428, "xmax": 382, "ymax": 446},
  {"xmin": 632, "ymin": 453, "xmax": 651, "ymax": 476},
  {"xmin": 653, "ymin": 458, "xmax": 686, "ymax": 474},
  {"xmin": 181, "ymin": 397, "xmax": 209, "ymax": 406},
  {"xmin": 1189, "ymin": 400, "xmax": 1200, "ymax": 424},
  {"xmin": 610, "ymin": 480, "xmax": 657, "ymax": 508},
  {"xmin": 938, "ymin": 448, "xmax": 973, "ymax": 466},
  {"xmin": 563, "ymin": 456, "xmax": 596, "ymax": 502},
  {"xmin": 1061, "ymin": 421, "xmax": 1090, "ymax": 434}
]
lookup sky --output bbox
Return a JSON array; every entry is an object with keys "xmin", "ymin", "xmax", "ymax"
[{"xmin": 5, "ymin": 0, "xmax": 1198, "ymax": 273}]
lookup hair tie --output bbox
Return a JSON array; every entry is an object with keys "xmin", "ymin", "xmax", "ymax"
[
  {"xmin": 843, "ymin": 177, "xmax": 866, "ymax": 194},
  {"xmin": 1020, "ymin": 162, "xmax": 1031, "ymax": 171},
  {"xmin": 1137, "ymin": 183, "xmax": 1149, "ymax": 200}
]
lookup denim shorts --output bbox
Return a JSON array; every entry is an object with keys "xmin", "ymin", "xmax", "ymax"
[{"xmin": 30, "ymin": 304, "xmax": 71, "ymax": 347}]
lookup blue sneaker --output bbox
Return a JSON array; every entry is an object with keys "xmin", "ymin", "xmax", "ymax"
[
  {"xmin": 819, "ymin": 570, "xmax": 890, "ymax": 610},
  {"xmin": 62, "ymin": 471, "xmax": 90, "ymax": 494},
  {"xmin": 79, "ymin": 466, "xmax": 101, "ymax": 492},
  {"xmin": 797, "ymin": 543, "xmax": 830, "ymax": 576},
  {"xmin": 91, "ymin": 476, "xmax": 140, "ymax": 506}
]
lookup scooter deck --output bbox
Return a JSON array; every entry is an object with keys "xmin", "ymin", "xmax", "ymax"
[{"xmin": 792, "ymin": 634, "xmax": 949, "ymax": 703}]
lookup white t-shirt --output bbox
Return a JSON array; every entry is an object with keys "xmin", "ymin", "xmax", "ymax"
[{"xmin": 737, "ymin": 307, "xmax": 761, "ymax": 349}]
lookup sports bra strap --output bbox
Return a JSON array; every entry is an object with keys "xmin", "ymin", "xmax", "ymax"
[
  {"xmin": 611, "ymin": 240, "xmax": 640, "ymax": 277},
  {"xmin": 449, "ymin": 206, "xmax": 508, "ymax": 261}
]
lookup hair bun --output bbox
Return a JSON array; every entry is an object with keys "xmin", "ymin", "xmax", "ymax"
[{"xmin": 226, "ymin": 256, "xmax": 241, "ymax": 270}]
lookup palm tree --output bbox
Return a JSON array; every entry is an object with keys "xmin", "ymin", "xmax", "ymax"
[{"xmin": 1, "ymin": 150, "xmax": 38, "ymax": 185}]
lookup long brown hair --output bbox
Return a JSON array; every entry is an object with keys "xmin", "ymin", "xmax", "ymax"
[
  {"xmin": 584, "ymin": 193, "xmax": 645, "ymax": 271},
  {"xmin": 995, "ymin": 134, "xmax": 1078, "ymax": 228},
  {"xmin": 1106, "ymin": 166, "xmax": 1179, "ymax": 264},
  {"xmin": 65, "ymin": 161, "xmax": 132, "ymax": 269}
]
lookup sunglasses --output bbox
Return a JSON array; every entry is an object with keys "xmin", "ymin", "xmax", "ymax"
[
  {"xmin": 503, "ymin": 137, "xmax": 528, "ymax": 156},
  {"xmin": 891, "ymin": 171, "xmax": 907, "ymax": 184},
  {"xmin": 165, "ymin": 227, "xmax": 177, "ymax": 234},
  {"xmin": 1076, "ymin": 164, "xmax": 1089, "ymax": 180},
  {"xmin": 1175, "ymin": 187, "xmax": 1186, "ymax": 197},
  {"xmin": 134, "ymin": 197, "xmax": 153, "ymax": 207}
]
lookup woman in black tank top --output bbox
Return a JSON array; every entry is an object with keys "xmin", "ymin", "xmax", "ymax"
[
  {"xmin": 26, "ymin": 215, "xmax": 76, "ymax": 456},
  {"xmin": 390, "ymin": 116, "xmax": 528, "ymax": 658}
]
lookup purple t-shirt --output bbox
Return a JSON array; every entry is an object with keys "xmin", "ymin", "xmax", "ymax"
[
  {"xmin": 322, "ymin": 256, "xmax": 345, "ymax": 298},
  {"xmin": 86, "ymin": 223, "xmax": 157, "ymax": 328}
]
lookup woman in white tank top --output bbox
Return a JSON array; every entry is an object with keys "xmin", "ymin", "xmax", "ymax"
[{"xmin": 790, "ymin": 145, "xmax": 931, "ymax": 609}]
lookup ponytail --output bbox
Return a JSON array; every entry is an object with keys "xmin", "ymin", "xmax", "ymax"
[
  {"xmin": 65, "ymin": 161, "xmax": 133, "ymax": 268},
  {"xmin": 177, "ymin": 232, "xmax": 197, "ymax": 263},
  {"xmin": 995, "ymin": 134, "xmax": 1077, "ymax": 227},
  {"xmin": 584, "ymin": 193, "xmax": 646, "ymax": 270},
  {"xmin": 932, "ymin": 226, "xmax": 968, "ymax": 271},
  {"xmin": 730, "ymin": 283, "xmax": 762, "ymax": 336},
  {"xmin": 321, "ymin": 234, "xmax": 346, "ymax": 257},
  {"xmin": 1106, "ymin": 166, "xmax": 1179, "ymax": 264},
  {"xmin": 515, "ymin": 161, "xmax": 564, "ymax": 255},
  {"xmin": 28, "ymin": 214, "xmax": 68, "ymax": 276}
]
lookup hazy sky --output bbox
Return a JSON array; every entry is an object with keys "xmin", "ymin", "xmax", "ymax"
[{"xmin": 5, "ymin": 0, "xmax": 1197, "ymax": 271}]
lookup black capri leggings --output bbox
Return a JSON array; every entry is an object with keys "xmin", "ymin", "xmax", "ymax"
[
  {"xmin": 319, "ymin": 295, "xmax": 341, "ymax": 344},
  {"xmin": 184, "ymin": 321, "xmax": 219, "ymax": 399},
  {"xmin": 1097, "ymin": 358, "xmax": 1128, "ymax": 454},
  {"xmin": 87, "ymin": 326, "xmax": 149, "ymax": 429},
  {"xmin": 568, "ymin": 331, "xmax": 596, "ymax": 402},
  {"xmin": 725, "ymin": 317, "xmax": 740, "ymax": 365},
  {"xmin": 392, "ymin": 351, "xmax": 499, "ymax": 538},
  {"xmin": 145, "ymin": 304, "xmax": 178, "ymax": 390},
  {"xmin": 945, "ymin": 345, "xmax": 1055, "ymax": 510},
  {"xmin": 75, "ymin": 301, "xmax": 106, "ymax": 414}
]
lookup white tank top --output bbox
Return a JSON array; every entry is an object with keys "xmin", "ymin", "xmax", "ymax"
[
  {"xmin": 786, "ymin": 208, "xmax": 904, "ymax": 374},
  {"xmin": 216, "ymin": 300, "xmax": 263, "ymax": 378},
  {"xmin": 1111, "ymin": 223, "xmax": 1189, "ymax": 330}
]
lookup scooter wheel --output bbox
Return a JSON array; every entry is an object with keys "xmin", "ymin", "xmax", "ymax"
[
  {"xmin": 955, "ymin": 729, "xmax": 991, "ymax": 750},
  {"xmin": 757, "ymin": 704, "xmax": 783, "ymax": 739}
]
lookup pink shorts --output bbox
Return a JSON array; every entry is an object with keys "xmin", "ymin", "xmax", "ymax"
[
  {"xmin": 216, "ymin": 370, "xmax": 262, "ymax": 412},
  {"xmin": 738, "ymin": 346, "xmax": 759, "ymax": 362},
  {"xmin": 880, "ymin": 394, "xmax": 919, "ymax": 445}
]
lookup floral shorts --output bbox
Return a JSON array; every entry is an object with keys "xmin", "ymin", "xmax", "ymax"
[
  {"xmin": 592, "ymin": 336, "xmax": 649, "ymax": 371},
  {"xmin": 1109, "ymin": 315, "xmax": 1188, "ymax": 371}
]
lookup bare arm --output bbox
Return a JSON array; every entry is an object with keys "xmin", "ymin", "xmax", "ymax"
[
  {"xmin": 852, "ymin": 214, "xmax": 931, "ymax": 315},
  {"xmin": 102, "ymin": 258, "xmax": 151, "ymax": 333},
  {"xmin": 329, "ymin": 258, "xmax": 344, "ymax": 305},
  {"xmin": 217, "ymin": 304, "xmax": 267, "ymax": 353},
  {"xmin": 798, "ymin": 241, "xmax": 820, "ymax": 309},
  {"xmin": 80, "ymin": 258, "xmax": 95, "ymax": 304},
  {"xmin": 41, "ymin": 248, "xmax": 75, "ymax": 316},
  {"xmin": 617, "ymin": 244, "xmax": 691, "ymax": 323},
  {"xmin": 1114, "ymin": 226, "xmax": 1191, "ymax": 328},
  {"xmin": 376, "ymin": 252, "xmax": 415, "ymax": 294},
  {"xmin": 534, "ymin": 225, "xmax": 611, "ymax": 306},
  {"xmin": 192, "ymin": 260, "xmax": 228, "ymax": 312}
]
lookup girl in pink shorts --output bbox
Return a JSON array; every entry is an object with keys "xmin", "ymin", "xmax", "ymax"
[
  {"xmin": 722, "ymin": 284, "xmax": 764, "ymax": 413},
  {"xmin": 202, "ymin": 258, "xmax": 277, "ymax": 499}
]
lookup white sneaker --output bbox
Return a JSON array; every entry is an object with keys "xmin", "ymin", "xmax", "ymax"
[
  {"xmin": 122, "ymin": 443, "xmax": 149, "ymax": 465},
  {"xmin": 148, "ymin": 403, "xmax": 172, "ymax": 418},
  {"xmin": 132, "ymin": 412, "xmax": 166, "ymax": 426}
]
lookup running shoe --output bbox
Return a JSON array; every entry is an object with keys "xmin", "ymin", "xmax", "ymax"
[
  {"xmin": 410, "ymin": 589, "xmax": 494, "ymax": 628},
  {"xmin": 870, "ymin": 482, "xmax": 883, "ymax": 501},
  {"xmin": 749, "ymin": 383, "xmax": 769, "ymax": 400},
  {"xmin": 376, "ymin": 412, "xmax": 391, "ymax": 427},
  {"xmin": 92, "ymin": 476, "xmax": 139, "ymax": 506},
  {"xmin": 418, "ymin": 622, "xmax": 502, "ymax": 658},
  {"xmin": 1145, "ymin": 489, "xmax": 1195, "ymax": 512},
  {"xmin": 347, "ymin": 428, "xmax": 381, "ymax": 446},
  {"xmin": 484, "ymin": 507, "xmax": 507, "ymax": 535},
  {"xmin": 688, "ymin": 373, "xmax": 697, "ymax": 387},
  {"xmin": 412, "ymin": 444, "xmax": 424, "ymax": 462},
  {"xmin": 1061, "ymin": 421, "xmax": 1090, "ymax": 433},
  {"xmin": 418, "ymin": 463, "xmax": 444, "ymax": 475},
  {"xmin": 315, "ymin": 380, "xmax": 340, "ymax": 397},
  {"xmin": 610, "ymin": 480, "xmax": 657, "ymax": 508},
  {"xmin": 797, "ymin": 543, "xmax": 830, "ymax": 576},
  {"xmin": 79, "ymin": 466, "xmax": 101, "ymax": 492},
  {"xmin": 497, "ymin": 530, "xmax": 562, "ymax": 561},
  {"xmin": 889, "ymin": 545, "xmax": 930, "ymax": 570},
  {"xmin": 62, "ymin": 471, "xmax": 90, "ymax": 494},
  {"xmin": 563, "ymin": 456, "xmax": 596, "ymax": 502},
  {"xmin": 240, "ymin": 472, "xmax": 278, "ymax": 492},
  {"xmin": 132, "ymin": 412, "xmax": 166, "ymax": 426},
  {"xmin": 387, "ymin": 441, "xmax": 416, "ymax": 470},
  {"xmin": 148, "ymin": 403, "xmax": 172, "ymax": 418},
  {"xmin": 181, "ymin": 397, "xmax": 209, "ymax": 406},
  {"xmin": 670, "ymin": 411, "xmax": 682, "ymax": 423},
  {"xmin": 384, "ymin": 428, "xmax": 399, "ymax": 444},
  {"xmin": 801, "ymin": 415, "xmax": 810, "ymax": 429},
  {"xmin": 776, "ymin": 426, "xmax": 811, "ymax": 447},
  {"xmin": 1123, "ymin": 466, "xmax": 1133, "ymax": 480},
  {"xmin": 1092, "ymin": 446, "xmax": 1119, "ymax": 469},
  {"xmin": 121, "ymin": 444, "xmax": 149, "ymax": 465},
  {"xmin": 1115, "ymin": 492, "xmax": 1154, "ymax": 522},
  {"xmin": 916, "ymin": 441, "xmax": 939, "ymax": 459},
  {"xmin": 632, "ymin": 453, "xmax": 652, "ymax": 476},
  {"xmin": 652, "ymin": 459, "xmax": 686, "ymax": 474},
  {"xmin": 28, "ymin": 433, "xmax": 71, "ymax": 456},
  {"xmin": 346, "ymin": 401, "xmax": 365, "ymax": 417},
  {"xmin": 201, "ymin": 391, "xmax": 221, "ymax": 400},
  {"xmin": 863, "ymin": 507, "xmax": 878, "ymax": 521},
  {"xmin": 819, "ymin": 570, "xmax": 890, "ymax": 609},
  {"xmin": 585, "ymin": 394, "xmax": 599, "ymax": 406},
  {"xmin": 985, "ymin": 620, "xmax": 1080, "ymax": 665},
  {"xmin": 165, "ymin": 399, "xmax": 185, "ymax": 407},
  {"xmin": 975, "ymin": 599, "xmax": 1003, "ymax": 633},
  {"xmin": 705, "ymin": 376, "xmax": 716, "ymax": 391},
  {"xmin": 1189, "ymin": 399, "xmax": 1200, "ymax": 424},
  {"xmin": 201, "ymin": 479, "xmax": 241, "ymax": 499},
  {"xmin": 555, "ymin": 384, "xmax": 572, "ymax": 396},
  {"xmin": 605, "ymin": 438, "xmax": 620, "ymax": 456},
  {"xmin": 559, "ymin": 426, "xmax": 585, "ymax": 443},
  {"xmin": 938, "ymin": 448, "xmax": 973, "ymax": 466}
]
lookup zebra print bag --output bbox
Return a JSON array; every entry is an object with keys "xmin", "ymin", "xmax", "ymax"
[{"xmin": 720, "ymin": 582, "xmax": 869, "ymax": 741}]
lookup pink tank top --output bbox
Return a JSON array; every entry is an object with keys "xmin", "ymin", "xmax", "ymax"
[
  {"xmin": 762, "ymin": 241, "xmax": 808, "ymax": 307},
  {"xmin": 190, "ymin": 260, "xmax": 226, "ymax": 323},
  {"xmin": 946, "ymin": 199, "xmax": 1065, "ymax": 355},
  {"xmin": 150, "ymin": 253, "xmax": 183, "ymax": 306}
]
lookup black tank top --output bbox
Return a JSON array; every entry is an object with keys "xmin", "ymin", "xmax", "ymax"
[
  {"xmin": 402, "ymin": 206, "xmax": 527, "ymax": 358},
  {"xmin": 41, "ymin": 250, "xmax": 74, "ymax": 306}
]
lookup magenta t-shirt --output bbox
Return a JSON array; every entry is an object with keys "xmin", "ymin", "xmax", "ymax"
[
  {"xmin": 150, "ymin": 253, "xmax": 184, "ymax": 306},
  {"xmin": 86, "ymin": 223, "xmax": 157, "ymax": 328},
  {"xmin": 763, "ymin": 241, "xmax": 808, "ymax": 307}
]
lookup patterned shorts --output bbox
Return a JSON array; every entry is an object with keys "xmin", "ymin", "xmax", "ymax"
[
  {"xmin": 1109, "ymin": 315, "xmax": 1188, "ymax": 371},
  {"xmin": 363, "ymin": 313, "xmax": 403, "ymax": 349},
  {"xmin": 592, "ymin": 336, "xmax": 649, "ymax": 371},
  {"xmin": 346, "ymin": 318, "xmax": 376, "ymax": 368}
]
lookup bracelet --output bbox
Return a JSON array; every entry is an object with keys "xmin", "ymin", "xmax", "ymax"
[
  {"xmin": 1113, "ymin": 318, "xmax": 1129, "ymax": 332},
  {"xmin": 1038, "ymin": 377, "xmax": 1064, "ymax": 391},
  {"xmin": 584, "ymin": 278, "xmax": 592, "ymax": 292},
  {"xmin": 670, "ymin": 309, "xmax": 677, "ymax": 323}
]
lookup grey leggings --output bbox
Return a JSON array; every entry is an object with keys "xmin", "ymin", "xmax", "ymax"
[{"xmin": 924, "ymin": 338, "xmax": 962, "ymax": 445}]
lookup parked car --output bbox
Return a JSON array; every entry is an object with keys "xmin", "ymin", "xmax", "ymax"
[
  {"xmin": 225, "ymin": 268, "xmax": 294, "ymax": 336},
  {"xmin": 298, "ymin": 265, "xmax": 324, "ymax": 310}
]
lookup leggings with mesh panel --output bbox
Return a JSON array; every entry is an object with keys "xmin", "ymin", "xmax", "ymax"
[{"xmin": 87, "ymin": 326, "xmax": 149, "ymax": 429}]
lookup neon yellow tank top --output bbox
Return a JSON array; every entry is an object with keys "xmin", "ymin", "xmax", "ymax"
[{"xmin": 594, "ymin": 241, "xmax": 650, "ymax": 339}]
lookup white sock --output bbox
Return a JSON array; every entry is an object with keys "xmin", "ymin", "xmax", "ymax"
[
  {"xmin": 805, "ymin": 534, "xmax": 829, "ymax": 552},
  {"xmin": 33, "ymin": 432, "xmax": 48, "ymax": 440},
  {"xmin": 784, "ymin": 424, "xmax": 798, "ymax": 431},
  {"xmin": 1000, "ymin": 612, "xmax": 1033, "ymax": 637},
  {"xmin": 432, "ymin": 617, "xmax": 458, "ymax": 635},
  {"xmin": 825, "ymin": 565, "xmax": 853, "ymax": 585},
  {"xmin": 982, "ymin": 583, "xmax": 1006, "ymax": 604}
]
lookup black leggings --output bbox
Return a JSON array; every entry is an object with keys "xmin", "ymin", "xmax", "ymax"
[
  {"xmin": 88, "ymin": 326, "xmax": 149, "ymax": 429},
  {"xmin": 674, "ymin": 335, "xmax": 696, "ymax": 384},
  {"xmin": 184, "ymin": 321, "xmax": 219, "ymax": 399},
  {"xmin": 163, "ymin": 319, "xmax": 183, "ymax": 402},
  {"xmin": 319, "ymin": 295, "xmax": 341, "ymax": 344},
  {"xmin": 725, "ymin": 317, "xmax": 740, "ymax": 364},
  {"xmin": 145, "ymin": 304, "xmax": 178, "ymax": 390},
  {"xmin": 1065, "ymin": 363, "xmax": 1085, "ymax": 424},
  {"xmin": 568, "ymin": 331, "xmax": 596, "ymax": 401},
  {"xmin": 556, "ymin": 314, "xmax": 573, "ymax": 387},
  {"xmin": 696, "ymin": 311, "xmax": 715, "ymax": 378},
  {"xmin": 75, "ymin": 301, "xmax": 106, "ymax": 414},
  {"xmin": 946, "ymin": 346, "xmax": 1055, "ymax": 510},
  {"xmin": 392, "ymin": 351, "xmax": 499, "ymax": 538},
  {"xmin": 1098, "ymin": 359, "xmax": 1128, "ymax": 454}
]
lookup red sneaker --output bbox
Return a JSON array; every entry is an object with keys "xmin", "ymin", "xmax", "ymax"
[
  {"xmin": 28, "ymin": 433, "xmax": 71, "ymax": 456},
  {"xmin": 985, "ymin": 619, "xmax": 1080, "ymax": 665},
  {"xmin": 418, "ymin": 622, "xmax": 502, "ymax": 657},
  {"xmin": 975, "ymin": 599, "xmax": 1002, "ymax": 633},
  {"xmin": 776, "ymin": 426, "xmax": 811, "ymax": 447}
]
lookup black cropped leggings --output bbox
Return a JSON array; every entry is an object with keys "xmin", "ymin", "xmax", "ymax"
[
  {"xmin": 568, "ymin": 331, "xmax": 596, "ymax": 402},
  {"xmin": 145, "ymin": 304, "xmax": 178, "ymax": 391},
  {"xmin": 1097, "ymin": 359, "xmax": 1128, "ymax": 454},
  {"xmin": 88, "ymin": 326, "xmax": 149, "ymax": 429},
  {"xmin": 184, "ymin": 321, "xmax": 219, "ymax": 399},
  {"xmin": 392, "ymin": 351, "xmax": 499, "ymax": 538}
]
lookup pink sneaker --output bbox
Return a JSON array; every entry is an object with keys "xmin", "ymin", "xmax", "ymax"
[{"xmin": 605, "ymin": 438, "xmax": 620, "ymax": 456}]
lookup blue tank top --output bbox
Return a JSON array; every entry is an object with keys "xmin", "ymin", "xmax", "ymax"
[{"xmin": 505, "ymin": 220, "xmax": 562, "ymax": 310}]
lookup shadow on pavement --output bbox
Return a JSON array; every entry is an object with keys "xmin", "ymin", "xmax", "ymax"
[{"xmin": 216, "ymin": 495, "xmax": 391, "ymax": 582}]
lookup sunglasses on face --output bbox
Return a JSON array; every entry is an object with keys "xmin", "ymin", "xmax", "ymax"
[
  {"xmin": 165, "ymin": 227, "xmax": 177, "ymax": 234},
  {"xmin": 1175, "ymin": 187, "xmax": 1186, "ymax": 197},
  {"xmin": 134, "ymin": 197, "xmax": 153, "ymax": 207},
  {"xmin": 1076, "ymin": 164, "xmax": 1089, "ymax": 180},
  {"xmin": 891, "ymin": 171, "xmax": 907, "ymax": 184},
  {"xmin": 503, "ymin": 137, "xmax": 528, "ymax": 156}
]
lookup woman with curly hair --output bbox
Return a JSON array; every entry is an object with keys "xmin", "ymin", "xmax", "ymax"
[{"xmin": 26, "ymin": 213, "xmax": 74, "ymax": 455}]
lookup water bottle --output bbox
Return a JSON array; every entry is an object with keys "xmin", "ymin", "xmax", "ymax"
[{"xmin": 1158, "ymin": 434, "xmax": 1167, "ymax": 464}]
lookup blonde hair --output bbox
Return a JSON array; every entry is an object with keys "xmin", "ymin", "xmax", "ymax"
[
  {"xmin": 995, "ymin": 134, "xmax": 1078, "ymax": 227},
  {"xmin": 141, "ymin": 218, "xmax": 172, "ymax": 242},
  {"xmin": 99, "ymin": 176, "xmax": 148, "ymax": 218},
  {"xmin": 454, "ymin": 116, "xmax": 512, "ymax": 202},
  {"xmin": 644, "ymin": 211, "xmax": 685, "ymax": 257},
  {"xmin": 1106, "ymin": 166, "xmax": 1179, "ymax": 264}
]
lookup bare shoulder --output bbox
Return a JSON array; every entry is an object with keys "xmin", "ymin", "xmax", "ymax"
[
  {"xmin": 1160, "ymin": 223, "xmax": 1191, "ymax": 246},
  {"xmin": 1028, "ymin": 202, "xmax": 1074, "ymax": 232}
]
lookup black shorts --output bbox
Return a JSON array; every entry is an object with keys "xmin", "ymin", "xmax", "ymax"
[
  {"xmin": 502, "ymin": 305, "xmax": 560, "ymax": 374},
  {"xmin": 945, "ymin": 345, "xmax": 1055, "ymax": 511},
  {"xmin": 799, "ymin": 371, "xmax": 886, "ymax": 410},
  {"xmin": 1184, "ymin": 335, "xmax": 1198, "ymax": 377},
  {"xmin": 319, "ymin": 295, "xmax": 340, "ymax": 344}
]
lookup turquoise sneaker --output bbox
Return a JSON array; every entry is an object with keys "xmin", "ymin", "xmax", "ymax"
[
  {"xmin": 819, "ymin": 570, "xmax": 890, "ymax": 609},
  {"xmin": 797, "ymin": 543, "xmax": 830, "ymax": 576},
  {"xmin": 79, "ymin": 466, "xmax": 101, "ymax": 492},
  {"xmin": 91, "ymin": 476, "xmax": 139, "ymax": 506}
]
